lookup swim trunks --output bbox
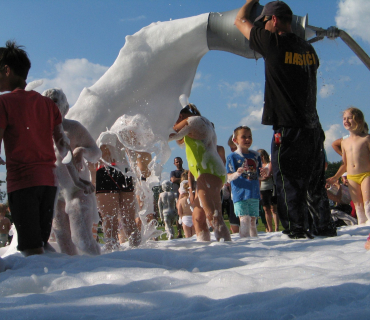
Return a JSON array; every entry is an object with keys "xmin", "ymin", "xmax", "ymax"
[
  {"xmin": 181, "ymin": 215, "xmax": 193, "ymax": 227},
  {"xmin": 234, "ymin": 199, "xmax": 259, "ymax": 217},
  {"xmin": 184, "ymin": 135, "xmax": 226, "ymax": 183},
  {"xmin": 347, "ymin": 172, "xmax": 370, "ymax": 185},
  {"xmin": 96, "ymin": 164, "xmax": 134, "ymax": 193}
]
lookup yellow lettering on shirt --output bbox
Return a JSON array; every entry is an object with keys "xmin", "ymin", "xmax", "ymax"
[
  {"xmin": 285, "ymin": 51, "xmax": 316, "ymax": 66},
  {"xmin": 285, "ymin": 52, "xmax": 293, "ymax": 64}
]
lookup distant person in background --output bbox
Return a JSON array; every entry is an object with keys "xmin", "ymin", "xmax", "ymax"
[
  {"xmin": 258, "ymin": 149, "xmax": 279, "ymax": 232},
  {"xmin": 0, "ymin": 41, "xmax": 94, "ymax": 257},
  {"xmin": 0, "ymin": 204, "xmax": 11, "ymax": 247},
  {"xmin": 170, "ymin": 156, "xmax": 184, "ymax": 238},
  {"xmin": 158, "ymin": 180, "xmax": 178, "ymax": 240},
  {"xmin": 177, "ymin": 180, "xmax": 196, "ymax": 238},
  {"xmin": 170, "ymin": 157, "xmax": 184, "ymax": 195}
]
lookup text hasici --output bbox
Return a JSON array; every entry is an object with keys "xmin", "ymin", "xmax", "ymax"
[{"xmin": 284, "ymin": 51, "xmax": 316, "ymax": 66}]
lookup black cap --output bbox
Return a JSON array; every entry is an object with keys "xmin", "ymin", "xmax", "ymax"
[{"xmin": 254, "ymin": 1, "xmax": 292, "ymax": 24}]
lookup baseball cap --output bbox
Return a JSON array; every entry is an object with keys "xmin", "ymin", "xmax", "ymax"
[{"xmin": 254, "ymin": 1, "xmax": 293, "ymax": 24}]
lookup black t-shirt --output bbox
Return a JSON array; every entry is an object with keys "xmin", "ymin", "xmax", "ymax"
[{"xmin": 249, "ymin": 27, "xmax": 320, "ymax": 128}]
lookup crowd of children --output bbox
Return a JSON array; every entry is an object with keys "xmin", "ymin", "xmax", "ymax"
[{"xmin": 0, "ymin": 38, "xmax": 369, "ymax": 257}]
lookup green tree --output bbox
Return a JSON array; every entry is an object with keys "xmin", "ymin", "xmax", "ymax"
[{"xmin": 325, "ymin": 161, "xmax": 342, "ymax": 180}]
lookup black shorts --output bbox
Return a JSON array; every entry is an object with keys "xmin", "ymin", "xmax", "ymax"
[
  {"xmin": 260, "ymin": 189, "xmax": 277, "ymax": 206},
  {"xmin": 96, "ymin": 165, "xmax": 134, "ymax": 193},
  {"xmin": 8, "ymin": 186, "xmax": 57, "ymax": 251},
  {"xmin": 228, "ymin": 199, "xmax": 240, "ymax": 226}
]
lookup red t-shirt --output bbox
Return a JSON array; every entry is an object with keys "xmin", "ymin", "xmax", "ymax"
[{"xmin": 0, "ymin": 89, "xmax": 62, "ymax": 193}]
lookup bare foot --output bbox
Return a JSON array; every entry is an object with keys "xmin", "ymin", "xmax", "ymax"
[{"xmin": 365, "ymin": 240, "xmax": 370, "ymax": 251}]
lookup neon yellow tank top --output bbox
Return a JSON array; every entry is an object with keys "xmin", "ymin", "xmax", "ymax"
[{"xmin": 184, "ymin": 136, "xmax": 226, "ymax": 183}]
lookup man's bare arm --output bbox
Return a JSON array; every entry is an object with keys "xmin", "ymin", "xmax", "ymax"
[{"xmin": 234, "ymin": 0, "xmax": 259, "ymax": 40}]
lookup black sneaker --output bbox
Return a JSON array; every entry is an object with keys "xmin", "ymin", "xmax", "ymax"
[
  {"xmin": 314, "ymin": 227, "xmax": 337, "ymax": 237},
  {"xmin": 287, "ymin": 232, "xmax": 307, "ymax": 239}
]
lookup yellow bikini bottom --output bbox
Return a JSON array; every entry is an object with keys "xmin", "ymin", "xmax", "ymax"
[{"xmin": 347, "ymin": 172, "xmax": 370, "ymax": 185}]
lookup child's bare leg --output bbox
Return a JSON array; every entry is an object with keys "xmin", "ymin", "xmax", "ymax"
[
  {"xmin": 239, "ymin": 216, "xmax": 251, "ymax": 238},
  {"xmin": 96, "ymin": 193, "xmax": 120, "ymax": 249},
  {"xmin": 66, "ymin": 193, "xmax": 101, "ymax": 255},
  {"xmin": 192, "ymin": 197, "xmax": 210, "ymax": 241},
  {"xmin": 250, "ymin": 217, "xmax": 258, "ymax": 237},
  {"xmin": 272, "ymin": 204, "xmax": 279, "ymax": 231},
  {"xmin": 365, "ymin": 234, "xmax": 370, "ymax": 250},
  {"xmin": 263, "ymin": 205, "xmax": 273, "ymax": 232},
  {"xmin": 197, "ymin": 174, "xmax": 231, "ymax": 241},
  {"xmin": 119, "ymin": 191, "xmax": 141, "ymax": 246},
  {"xmin": 348, "ymin": 181, "xmax": 367, "ymax": 224},
  {"xmin": 361, "ymin": 177, "xmax": 370, "ymax": 222},
  {"xmin": 53, "ymin": 200, "xmax": 78, "ymax": 255}
]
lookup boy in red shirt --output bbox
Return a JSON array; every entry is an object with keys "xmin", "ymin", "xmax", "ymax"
[{"xmin": 0, "ymin": 41, "xmax": 94, "ymax": 256}]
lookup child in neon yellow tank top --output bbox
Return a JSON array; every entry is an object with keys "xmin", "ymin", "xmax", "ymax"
[{"xmin": 169, "ymin": 103, "xmax": 230, "ymax": 242}]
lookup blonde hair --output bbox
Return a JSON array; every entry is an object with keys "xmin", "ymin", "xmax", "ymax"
[
  {"xmin": 232, "ymin": 125, "xmax": 251, "ymax": 140},
  {"xmin": 228, "ymin": 135, "xmax": 235, "ymax": 147},
  {"xmin": 180, "ymin": 170, "xmax": 189, "ymax": 182},
  {"xmin": 344, "ymin": 107, "xmax": 365, "ymax": 133}
]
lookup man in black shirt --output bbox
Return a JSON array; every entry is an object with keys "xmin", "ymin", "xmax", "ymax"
[{"xmin": 235, "ymin": 0, "xmax": 336, "ymax": 238}]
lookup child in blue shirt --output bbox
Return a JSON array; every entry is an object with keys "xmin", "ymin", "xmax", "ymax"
[{"xmin": 226, "ymin": 126, "xmax": 262, "ymax": 237}]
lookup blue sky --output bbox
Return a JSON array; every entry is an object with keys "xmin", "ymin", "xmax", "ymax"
[{"xmin": 1, "ymin": 0, "xmax": 370, "ymax": 184}]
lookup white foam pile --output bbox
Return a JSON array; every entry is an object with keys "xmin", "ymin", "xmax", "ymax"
[{"xmin": 1, "ymin": 226, "xmax": 370, "ymax": 319}]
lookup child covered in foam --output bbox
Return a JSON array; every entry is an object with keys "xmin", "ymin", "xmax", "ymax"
[
  {"xmin": 43, "ymin": 88, "xmax": 101, "ymax": 256},
  {"xmin": 169, "ymin": 99, "xmax": 230, "ymax": 242},
  {"xmin": 158, "ymin": 180, "xmax": 177, "ymax": 240}
]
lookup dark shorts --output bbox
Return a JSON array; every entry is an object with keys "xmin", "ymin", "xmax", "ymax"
[
  {"xmin": 228, "ymin": 199, "xmax": 240, "ymax": 226},
  {"xmin": 8, "ymin": 186, "xmax": 57, "ymax": 251},
  {"xmin": 260, "ymin": 189, "xmax": 277, "ymax": 207},
  {"xmin": 96, "ymin": 166, "xmax": 134, "ymax": 193}
]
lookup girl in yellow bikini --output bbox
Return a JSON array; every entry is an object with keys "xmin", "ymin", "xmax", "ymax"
[
  {"xmin": 169, "ymin": 103, "xmax": 231, "ymax": 242},
  {"xmin": 327, "ymin": 107, "xmax": 370, "ymax": 226}
]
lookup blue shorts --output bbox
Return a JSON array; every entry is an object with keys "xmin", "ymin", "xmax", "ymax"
[{"xmin": 234, "ymin": 199, "xmax": 259, "ymax": 217}]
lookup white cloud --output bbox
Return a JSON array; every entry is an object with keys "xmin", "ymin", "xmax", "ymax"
[
  {"xmin": 239, "ymin": 107, "xmax": 263, "ymax": 130},
  {"xmin": 192, "ymin": 72, "xmax": 204, "ymax": 89},
  {"xmin": 336, "ymin": 0, "xmax": 370, "ymax": 44},
  {"xmin": 220, "ymin": 81, "xmax": 258, "ymax": 97},
  {"xmin": 348, "ymin": 55, "xmax": 362, "ymax": 65},
  {"xmin": 120, "ymin": 15, "xmax": 146, "ymax": 22},
  {"xmin": 249, "ymin": 91, "xmax": 264, "ymax": 106},
  {"xmin": 319, "ymin": 84, "xmax": 335, "ymax": 98},
  {"xmin": 33, "ymin": 58, "xmax": 109, "ymax": 106},
  {"xmin": 324, "ymin": 123, "xmax": 345, "ymax": 162},
  {"xmin": 227, "ymin": 103, "xmax": 239, "ymax": 109}
]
